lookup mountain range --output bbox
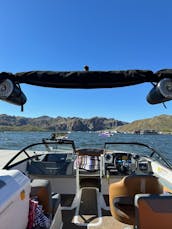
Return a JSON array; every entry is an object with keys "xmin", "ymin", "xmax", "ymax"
[
  {"xmin": 117, "ymin": 114, "xmax": 172, "ymax": 133},
  {"xmin": 0, "ymin": 114, "xmax": 172, "ymax": 133},
  {"xmin": 0, "ymin": 114, "xmax": 126, "ymax": 131}
]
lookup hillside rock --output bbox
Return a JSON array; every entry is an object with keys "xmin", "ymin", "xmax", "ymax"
[
  {"xmin": 0, "ymin": 114, "xmax": 127, "ymax": 131},
  {"xmin": 117, "ymin": 114, "xmax": 172, "ymax": 133}
]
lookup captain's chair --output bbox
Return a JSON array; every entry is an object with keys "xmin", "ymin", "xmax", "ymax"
[
  {"xmin": 109, "ymin": 175, "xmax": 163, "ymax": 225},
  {"xmin": 135, "ymin": 194, "xmax": 172, "ymax": 229}
]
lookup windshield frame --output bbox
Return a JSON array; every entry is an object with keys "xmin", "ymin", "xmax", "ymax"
[
  {"xmin": 3, "ymin": 139, "xmax": 76, "ymax": 169},
  {"xmin": 104, "ymin": 141, "xmax": 172, "ymax": 169}
]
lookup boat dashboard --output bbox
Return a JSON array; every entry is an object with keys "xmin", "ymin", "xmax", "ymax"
[
  {"xmin": 103, "ymin": 151, "xmax": 150, "ymax": 175},
  {"xmin": 75, "ymin": 148, "xmax": 150, "ymax": 176}
]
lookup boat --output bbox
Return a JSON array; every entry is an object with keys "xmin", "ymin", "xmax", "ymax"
[
  {"xmin": 133, "ymin": 129, "xmax": 159, "ymax": 135},
  {"xmin": 98, "ymin": 131, "xmax": 113, "ymax": 137},
  {"xmin": 140, "ymin": 129, "xmax": 159, "ymax": 135},
  {"xmin": 0, "ymin": 68, "xmax": 172, "ymax": 229},
  {"xmin": 49, "ymin": 132, "xmax": 69, "ymax": 140}
]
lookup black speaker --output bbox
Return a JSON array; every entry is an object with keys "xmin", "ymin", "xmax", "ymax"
[
  {"xmin": 0, "ymin": 79, "xmax": 26, "ymax": 106},
  {"xmin": 147, "ymin": 78, "xmax": 172, "ymax": 104}
]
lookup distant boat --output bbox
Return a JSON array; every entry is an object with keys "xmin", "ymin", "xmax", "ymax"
[
  {"xmin": 133, "ymin": 129, "xmax": 159, "ymax": 135},
  {"xmin": 140, "ymin": 129, "xmax": 159, "ymax": 135},
  {"xmin": 133, "ymin": 130, "xmax": 141, "ymax": 134},
  {"xmin": 98, "ymin": 131, "xmax": 113, "ymax": 137},
  {"xmin": 50, "ymin": 132, "xmax": 69, "ymax": 140}
]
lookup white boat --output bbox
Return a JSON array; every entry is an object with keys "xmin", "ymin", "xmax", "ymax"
[
  {"xmin": 98, "ymin": 131, "xmax": 113, "ymax": 137},
  {"xmin": 0, "ymin": 69, "xmax": 172, "ymax": 229},
  {"xmin": 49, "ymin": 132, "xmax": 69, "ymax": 140}
]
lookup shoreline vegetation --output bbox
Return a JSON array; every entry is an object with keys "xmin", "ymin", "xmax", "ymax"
[{"xmin": 0, "ymin": 114, "xmax": 172, "ymax": 134}]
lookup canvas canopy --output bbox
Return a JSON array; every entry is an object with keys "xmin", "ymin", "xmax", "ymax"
[
  {"xmin": 0, "ymin": 69, "xmax": 171, "ymax": 89},
  {"xmin": 0, "ymin": 69, "xmax": 172, "ymax": 107}
]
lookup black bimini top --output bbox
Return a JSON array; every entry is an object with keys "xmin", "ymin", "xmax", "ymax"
[
  {"xmin": 0, "ymin": 68, "xmax": 172, "ymax": 107},
  {"xmin": 1, "ymin": 68, "xmax": 172, "ymax": 88}
]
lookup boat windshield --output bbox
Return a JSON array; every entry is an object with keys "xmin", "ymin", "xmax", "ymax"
[
  {"xmin": 3, "ymin": 139, "xmax": 76, "ymax": 169},
  {"xmin": 42, "ymin": 139, "xmax": 75, "ymax": 153},
  {"xmin": 104, "ymin": 142, "xmax": 172, "ymax": 169}
]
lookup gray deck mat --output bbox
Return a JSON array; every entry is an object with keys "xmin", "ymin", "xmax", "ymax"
[{"xmin": 77, "ymin": 188, "xmax": 99, "ymax": 224}]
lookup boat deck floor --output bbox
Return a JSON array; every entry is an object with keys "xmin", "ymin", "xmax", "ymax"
[
  {"xmin": 61, "ymin": 189, "xmax": 133, "ymax": 229},
  {"xmin": 62, "ymin": 209, "xmax": 133, "ymax": 229}
]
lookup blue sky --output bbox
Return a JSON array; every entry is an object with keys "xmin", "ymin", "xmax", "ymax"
[{"xmin": 0, "ymin": 0, "xmax": 172, "ymax": 122}]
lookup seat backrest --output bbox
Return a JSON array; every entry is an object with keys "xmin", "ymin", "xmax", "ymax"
[
  {"xmin": 109, "ymin": 175, "xmax": 163, "ymax": 201},
  {"xmin": 109, "ymin": 175, "xmax": 163, "ymax": 225},
  {"xmin": 31, "ymin": 179, "xmax": 52, "ymax": 215},
  {"xmin": 122, "ymin": 174, "xmax": 163, "ymax": 196},
  {"xmin": 135, "ymin": 194, "xmax": 172, "ymax": 229}
]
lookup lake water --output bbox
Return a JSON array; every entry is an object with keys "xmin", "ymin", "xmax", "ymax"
[{"xmin": 0, "ymin": 131, "xmax": 172, "ymax": 163}]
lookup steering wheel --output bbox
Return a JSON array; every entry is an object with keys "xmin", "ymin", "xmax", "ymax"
[{"xmin": 115, "ymin": 154, "xmax": 132, "ymax": 174}]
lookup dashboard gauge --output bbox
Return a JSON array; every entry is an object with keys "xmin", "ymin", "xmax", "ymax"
[{"xmin": 104, "ymin": 153, "xmax": 113, "ymax": 162}]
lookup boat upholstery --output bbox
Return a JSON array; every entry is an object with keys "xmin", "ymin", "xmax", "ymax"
[
  {"xmin": 31, "ymin": 179, "xmax": 61, "ymax": 217},
  {"xmin": 109, "ymin": 174, "xmax": 163, "ymax": 225},
  {"xmin": 135, "ymin": 194, "xmax": 172, "ymax": 229},
  {"xmin": 28, "ymin": 160, "xmax": 74, "ymax": 175}
]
